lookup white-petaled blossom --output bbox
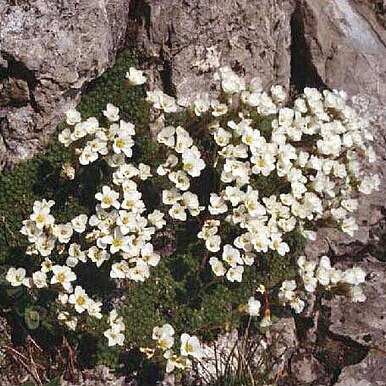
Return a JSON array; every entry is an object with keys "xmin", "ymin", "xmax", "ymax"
[
  {"xmin": 51, "ymin": 265, "xmax": 76, "ymax": 292},
  {"xmin": 6, "ymin": 267, "xmax": 29, "ymax": 287},
  {"xmin": 126, "ymin": 67, "xmax": 147, "ymax": 85},
  {"xmin": 246, "ymin": 297, "xmax": 261, "ymax": 316},
  {"xmin": 103, "ymin": 103, "xmax": 120, "ymax": 122},
  {"xmin": 180, "ymin": 333, "xmax": 203, "ymax": 359}
]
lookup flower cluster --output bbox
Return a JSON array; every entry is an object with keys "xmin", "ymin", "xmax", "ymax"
[
  {"xmin": 181, "ymin": 67, "xmax": 379, "ymax": 284},
  {"xmin": 104, "ymin": 310, "xmax": 126, "ymax": 347},
  {"xmin": 156, "ymin": 125, "xmax": 205, "ymax": 221},
  {"xmin": 6, "ymin": 64, "xmax": 376, "ymax": 361},
  {"xmin": 277, "ymin": 255, "xmax": 366, "ymax": 313},
  {"xmin": 59, "ymin": 103, "xmax": 136, "ymax": 166},
  {"xmin": 6, "ymin": 68, "xmax": 167, "ymax": 346},
  {"xmin": 151, "ymin": 324, "xmax": 203, "ymax": 373}
]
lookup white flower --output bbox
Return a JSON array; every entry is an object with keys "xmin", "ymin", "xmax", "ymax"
[
  {"xmin": 120, "ymin": 120, "xmax": 136, "ymax": 136},
  {"xmin": 71, "ymin": 214, "xmax": 88, "ymax": 233},
  {"xmin": 41, "ymin": 258, "xmax": 53, "ymax": 273},
  {"xmin": 88, "ymin": 300, "xmax": 103, "ymax": 319},
  {"xmin": 213, "ymin": 127, "xmax": 232, "ymax": 147},
  {"xmin": 217, "ymin": 67, "xmax": 245, "ymax": 94},
  {"xmin": 205, "ymin": 235, "xmax": 221, "ymax": 253},
  {"xmin": 138, "ymin": 163, "xmax": 152, "ymax": 180},
  {"xmin": 211, "ymin": 100, "xmax": 228, "ymax": 116},
  {"xmin": 20, "ymin": 220, "xmax": 42, "ymax": 243},
  {"xmin": 53, "ymin": 223, "xmax": 73, "ymax": 244},
  {"xmin": 67, "ymin": 243, "xmax": 87, "ymax": 266},
  {"xmin": 69, "ymin": 286, "xmax": 89, "ymax": 313},
  {"xmin": 226, "ymin": 266, "xmax": 244, "ymax": 282},
  {"xmin": 6, "ymin": 267, "xmax": 28, "ymax": 287},
  {"xmin": 222, "ymin": 244, "xmax": 243, "ymax": 267},
  {"xmin": 88, "ymin": 246, "xmax": 110, "ymax": 267},
  {"xmin": 153, "ymin": 324, "xmax": 175, "ymax": 350},
  {"xmin": 169, "ymin": 203, "xmax": 187, "ymax": 221},
  {"xmin": 341, "ymin": 217, "xmax": 358, "ymax": 237},
  {"xmin": 182, "ymin": 147, "xmax": 205, "ymax": 177},
  {"xmin": 169, "ymin": 170, "xmax": 190, "ymax": 191},
  {"xmin": 315, "ymin": 256, "xmax": 332, "ymax": 286},
  {"xmin": 148, "ymin": 210, "xmax": 166, "ymax": 229},
  {"xmin": 209, "ymin": 257, "xmax": 226, "ymax": 276},
  {"xmin": 113, "ymin": 134, "xmax": 135, "ymax": 157},
  {"xmin": 102, "ymin": 228, "xmax": 132, "ymax": 254},
  {"xmin": 32, "ymin": 271, "xmax": 47, "ymax": 288},
  {"xmin": 103, "ymin": 103, "xmax": 120, "ymax": 122},
  {"xmin": 157, "ymin": 126, "xmax": 176, "ymax": 148},
  {"xmin": 148, "ymin": 90, "xmax": 178, "ymax": 113},
  {"xmin": 349, "ymin": 285, "xmax": 366, "ymax": 303},
  {"xmin": 79, "ymin": 146, "xmax": 98, "ymax": 165},
  {"xmin": 110, "ymin": 260, "xmax": 130, "ymax": 279},
  {"xmin": 343, "ymin": 267, "xmax": 366, "ymax": 286},
  {"xmin": 128, "ymin": 259, "xmax": 150, "ymax": 282},
  {"xmin": 30, "ymin": 206, "xmax": 55, "ymax": 230},
  {"xmin": 208, "ymin": 194, "xmax": 228, "ymax": 215},
  {"xmin": 152, "ymin": 323, "xmax": 175, "ymax": 341},
  {"xmin": 65, "ymin": 109, "xmax": 81, "ymax": 126},
  {"xmin": 58, "ymin": 128, "xmax": 73, "ymax": 147},
  {"xmin": 126, "ymin": 67, "xmax": 147, "ymax": 85},
  {"xmin": 83, "ymin": 117, "xmax": 99, "ymax": 134},
  {"xmin": 71, "ymin": 122, "xmax": 88, "ymax": 141},
  {"xmin": 247, "ymin": 297, "xmax": 261, "ymax": 316},
  {"xmin": 290, "ymin": 296, "xmax": 305, "ymax": 314},
  {"xmin": 269, "ymin": 234, "xmax": 289, "ymax": 256},
  {"xmin": 51, "ymin": 265, "xmax": 76, "ymax": 292},
  {"xmin": 180, "ymin": 333, "xmax": 203, "ymax": 359},
  {"xmin": 35, "ymin": 235, "xmax": 56, "ymax": 257},
  {"xmin": 141, "ymin": 243, "xmax": 160, "ymax": 267},
  {"xmin": 58, "ymin": 311, "xmax": 78, "ymax": 331},
  {"xmin": 271, "ymin": 85, "xmax": 287, "ymax": 102},
  {"xmin": 164, "ymin": 351, "xmax": 189, "ymax": 373},
  {"xmin": 95, "ymin": 186, "xmax": 120, "ymax": 209},
  {"xmin": 193, "ymin": 93, "xmax": 211, "ymax": 116},
  {"xmin": 104, "ymin": 325, "xmax": 125, "ymax": 346},
  {"xmin": 358, "ymin": 175, "xmax": 380, "ymax": 195},
  {"xmin": 279, "ymin": 280, "xmax": 297, "ymax": 302}
]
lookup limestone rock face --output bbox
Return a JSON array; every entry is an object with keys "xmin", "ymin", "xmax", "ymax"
[
  {"xmin": 334, "ymin": 353, "xmax": 386, "ymax": 386},
  {"xmin": 134, "ymin": 0, "xmax": 295, "ymax": 104},
  {"xmin": 327, "ymin": 257, "xmax": 386, "ymax": 350},
  {"xmin": 0, "ymin": 0, "xmax": 130, "ymax": 168},
  {"xmin": 295, "ymin": 0, "xmax": 386, "ymax": 97}
]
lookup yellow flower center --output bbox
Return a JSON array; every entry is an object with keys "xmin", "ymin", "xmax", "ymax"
[
  {"xmin": 112, "ymin": 239, "xmax": 123, "ymax": 248},
  {"xmin": 102, "ymin": 196, "xmax": 113, "ymax": 205},
  {"xmin": 183, "ymin": 163, "xmax": 193, "ymax": 172},
  {"xmin": 57, "ymin": 272, "xmax": 66, "ymax": 283},
  {"xmin": 36, "ymin": 214, "xmax": 45, "ymax": 223}
]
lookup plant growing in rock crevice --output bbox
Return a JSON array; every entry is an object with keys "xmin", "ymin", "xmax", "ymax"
[{"xmin": 4, "ymin": 56, "xmax": 378, "ymax": 381}]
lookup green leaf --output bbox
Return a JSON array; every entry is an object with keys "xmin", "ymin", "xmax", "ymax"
[{"xmin": 24, "ymin": 308, "xmax": 40, "ymax": 330}]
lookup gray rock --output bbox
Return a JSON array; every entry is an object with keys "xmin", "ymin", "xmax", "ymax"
[
  {"xmin": 135, "ymin": 0, "xmax": 295, "ymax": 104},
  {"xmin": 326, "ymin": 257, "xmax": 386, "ymax": 351},
  {"xmin": 0, "ymin": 0, "xmax": 130, "ymax": 168},
  {"xmin": 335, "ymin": 352, "xmax": 386, "ymax": 386},
  {"xmin": 267, "ymin": 317, "xmax": 299, "ymax": 382},
  {"xmin": 298, "ymin": 0, "xmax": 386, "ymax": 99},
  {"xmin": 290, "ymin": 351, "xmax": 325, "ymax": 384}
]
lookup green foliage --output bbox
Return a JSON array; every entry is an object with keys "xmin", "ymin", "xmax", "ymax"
[
  {"xmin": 0, "ymin": 48, "xmax": 307, "ymax": 383},
  {"xmin": 24, "ymin": 307, "xmax": 40, "ymax": 329},
  {"xmin": 0, "ymin": 49, "xmax": 152, "ymax": 356}
]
